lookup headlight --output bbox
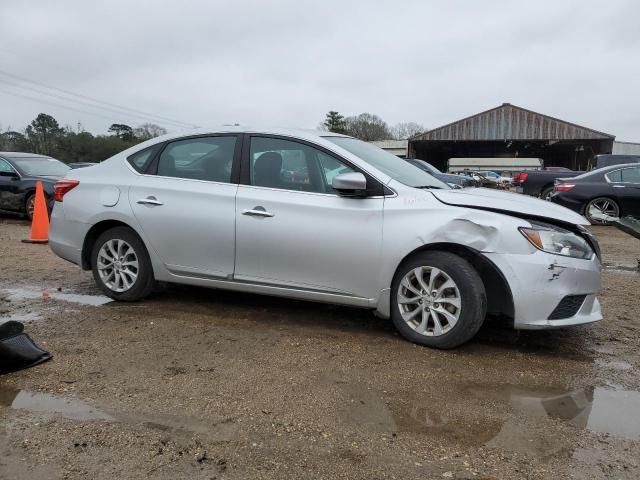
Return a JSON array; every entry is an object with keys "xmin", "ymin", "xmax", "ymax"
[{"xmin": 519, "ymin": 221, "xmax": 593, "ymax": 259}]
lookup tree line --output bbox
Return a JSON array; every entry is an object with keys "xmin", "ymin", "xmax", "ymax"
[
  {"xmin": 320, "ymin": 111, "xmax": 426, "ymax": 141},
  {"xmin": 0, "ymin": 111, "xmax": 424, "ymax": 164},
  {"xmin": 0, "ymin": 113, "xmax": 167, "ymax": 164}
]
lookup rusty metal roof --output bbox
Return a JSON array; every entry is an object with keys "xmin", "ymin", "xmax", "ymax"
[{"xmin": 411, "ymin": 103, "xmax": 615, "ymax": 142}]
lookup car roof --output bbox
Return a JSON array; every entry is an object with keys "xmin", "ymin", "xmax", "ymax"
[
  {"xmin": 0, "ymin": 152, "xmax": 52, "ymax": 159},
  {"xmin": 594, "ymin": 162, "xmax": 640, "ymax": 172},
  {"xmin": 147, "ymin": 127, "xmax": 351, "ymax": 142}
]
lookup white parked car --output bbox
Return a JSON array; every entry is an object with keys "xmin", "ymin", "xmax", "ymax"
[{"xmin": 49, "ymin": 128, "xmax": 602, "ymax": 348}]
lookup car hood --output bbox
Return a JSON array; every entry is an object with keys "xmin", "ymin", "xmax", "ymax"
[{"xmin": 429, "ymin": 187, "xmax": 589, "ymax": 225}]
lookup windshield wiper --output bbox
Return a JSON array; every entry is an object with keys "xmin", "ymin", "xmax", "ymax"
[{"xmin": 415, "ymin": 185, "xmax": 442, "ymax": 189}]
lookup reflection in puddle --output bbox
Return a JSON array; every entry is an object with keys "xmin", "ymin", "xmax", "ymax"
[
  {"xmin": 2, "ymin": 287, "xmax": 112, "ymax": 306},
  {"xmin": 346, "ymin": 383, "xmax": 640, "ymax": 444}
]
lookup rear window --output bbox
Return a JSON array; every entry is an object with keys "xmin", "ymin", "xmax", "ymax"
[{"xmin": 10, "ymin": 157, "xmax": 70, "ymax": 176}]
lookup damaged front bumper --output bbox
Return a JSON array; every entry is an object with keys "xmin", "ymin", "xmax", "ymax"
[{"xmin": 483, "ymin": 250, "xmax": 602, "ymax": 329}]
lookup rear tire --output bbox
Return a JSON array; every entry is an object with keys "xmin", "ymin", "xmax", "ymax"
[
  {"xmin": 391, "ymin": 251, "xmax": 486, "ymax": 349},
  {"xmin": 540, "ymin": 186, "xmax": 554, "ymax": 201},
  {"xmin": 91, "ymin": 227, "xmax": 155, "ymax": 301}
]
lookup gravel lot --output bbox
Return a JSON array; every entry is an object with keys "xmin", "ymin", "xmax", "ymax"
[{"xmin": 1, "ymin": 216, "xmax": 639, "ymax": 479}]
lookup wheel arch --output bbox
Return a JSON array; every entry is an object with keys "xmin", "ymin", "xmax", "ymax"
[
  {"xmin": 81, "ymin": 219, "xmax": 145, "ymax": 270},
  {"xmin": 392, "ymin": 242, "xmax": 515, "ymax": 320}
]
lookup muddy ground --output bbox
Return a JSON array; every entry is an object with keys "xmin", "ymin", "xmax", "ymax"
[{"xmin": 1, "ymin": 217, "xmax": 639, "ymax": 480}]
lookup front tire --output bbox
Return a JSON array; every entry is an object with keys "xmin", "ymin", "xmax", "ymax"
[
  {"xmin": 91, "ymin": 227, "xmax": 155, "ymax": 301},
  {"xmin": 25, "ymin": 194, "xmax": 36, "ymax": 220},
  {"xmin": 585, "ymin": 197, "xmax": 619, "ymax": 225},
  {"xmin": 391, "ymin": 251, "xmax": 486, "ymax": 349}
]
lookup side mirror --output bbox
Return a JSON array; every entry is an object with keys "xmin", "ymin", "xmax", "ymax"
[{"xmin": 332, "ymin": 172, "xmax": 367, "ymax": 196}]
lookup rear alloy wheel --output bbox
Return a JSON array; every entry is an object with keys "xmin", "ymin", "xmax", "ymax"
[
  {"xmin": 391, "ymin": 251, "xmax": 486, "ymax": 349},
  {"xmin": 585, "ymin": 197, "xmax": 620, "ymax": 225},
  {"xmin": 91, "ymin": 227, "xmax": 155, "ymax": 301}
]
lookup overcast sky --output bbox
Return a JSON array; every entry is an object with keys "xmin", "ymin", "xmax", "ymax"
[{"xmin": 1, "ymin": 0, "xmax": 639, "ymax": 140}]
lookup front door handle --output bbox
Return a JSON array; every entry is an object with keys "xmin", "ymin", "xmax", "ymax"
[
  {"xmin": 137, "ymin": 196, "xmax": 164, "ymax": 206},
  {"xmin": 612, "ymin": 185, "xmax": 625, "ymax": 188},
  {"xmin": 242, "ymin": 206, "xmax": 274, "ymax": 218}
]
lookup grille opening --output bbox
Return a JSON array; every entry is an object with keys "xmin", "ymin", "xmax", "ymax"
[{"xmin": 548, "ymin": 295, "xmax": 587, "ymax": 320}]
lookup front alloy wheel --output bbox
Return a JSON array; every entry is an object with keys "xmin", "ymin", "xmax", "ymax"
[
  {"xmin": 397, "ymin": 267, "xmax": 461, "ymax": 336},
  {"xmin": 585, "ymin": 197, "xmax": 619, "ymax": 225},
  {"xmin": 25, "ymin": 194, "xmax": 36, "ymax": 220},
  {"xmin": 391, "ymin": 251, "xmax": 486, "ymax": 349}
]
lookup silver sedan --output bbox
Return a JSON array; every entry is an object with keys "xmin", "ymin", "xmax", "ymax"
[{"xmin": 49, "ymin": 128, "xmax": 602, "ymax": 348}]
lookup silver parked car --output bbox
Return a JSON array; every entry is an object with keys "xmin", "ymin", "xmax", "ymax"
[{"xmin": 49, "ymin": 128, "xmax": 602, "ymax": 348}]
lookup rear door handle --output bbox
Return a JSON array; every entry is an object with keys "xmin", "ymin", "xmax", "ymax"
[
  {"xmin": 137, "ymin": 196, "xmax": 164, "ymax": 206},
  {"xmin": 612, "ymin": 185, "xmax": 625, "ymax": 188},
  {"xmin": 242, "ymin": 206, "xmax": 274, "ymax": 217}
]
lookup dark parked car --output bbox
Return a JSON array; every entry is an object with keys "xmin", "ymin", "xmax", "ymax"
[
  {"xmin": 406, "ymin": 159, "xmax": 478, "ymax": 187},
  {"xmin": 519, "ymin": 169, "xmax": 583, "ymax": 199},
  {"xmin": 0, "ymin": 152, "xmax": 70, "ymax": 219},
  {"xmin": 520, "ymin": 156, "xmax": 640, "ymax": 200},
  {"xmin": 550, "ymin": 163, "xmax": 640, "ymax": 224}
]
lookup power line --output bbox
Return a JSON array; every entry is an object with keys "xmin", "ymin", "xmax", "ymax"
[
  {"xmin": 0, "ymin": 87, "xmax": 140, "ymax": 124},
  {"xmin": 0, "ymin": 78, "xmax": 187, "ymax": 129},
  {"xmin": 0, "ymin": 69, "xmax": 199, "ymax": 129}
]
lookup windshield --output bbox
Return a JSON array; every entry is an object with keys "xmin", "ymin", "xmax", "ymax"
[
  {"xmin": 324, "ymin": 137, "xmax": 448, "ymax": 189},
  {"xmin": 407, "ymin": 159, "xmax": 441, "ymax": 175},
  {"xmin": 10, "ymin": 157, "xmax": 70, "ymax": 176}
]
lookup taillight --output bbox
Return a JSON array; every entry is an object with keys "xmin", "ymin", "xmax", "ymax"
[
  {"xmin": 520, "ymin": 172, "xmax": 529, "ymax": 183},
  {"xmin": 554, "ymin": 183, "xmax": 575, "ymax": 192},
  {"xmin": 54, "ymin": 180, "xmax": 80, "ymax": 202}
]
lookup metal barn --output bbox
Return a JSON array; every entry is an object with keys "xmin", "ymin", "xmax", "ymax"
[{"xmin": 408, "ymin": 103, "xmax": 615, "ymax": 172}]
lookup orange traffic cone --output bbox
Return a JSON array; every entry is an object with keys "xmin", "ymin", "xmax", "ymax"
[{"xmin": 22, "ymin": 180, "xmax": 49, "ymax": 244}]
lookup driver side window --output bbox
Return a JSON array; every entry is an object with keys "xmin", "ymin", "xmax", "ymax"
[{"xmin": 249, "ymin": 137, "xmax": 355, "ymax": 193}]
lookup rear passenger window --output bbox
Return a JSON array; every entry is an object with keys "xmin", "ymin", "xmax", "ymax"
[
  {"xmin": 157, "ymin": 136, "xmax": 236, "ymax": 183},
  {"xmin": 621, "ymin": 167, "xmax": 640, "ymax": 183},
  {"xmin": 127, "ymin": 147, "xmax": 155, "ymax": 173},
  {"xmin": 607, "ymin": 170, "xmax": 622, "ymax": 182}
]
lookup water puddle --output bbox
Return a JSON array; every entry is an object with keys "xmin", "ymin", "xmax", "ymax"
[
  {"xmin": 491, "ymin": 386, "xmax": 640, "ymax": 441},
  {"xmin": 2, "ymin": 287, "xmax": 112, "ymax": 306},
  {"xmin": 0, "ymin": 387, "xmax": 114, "ymax": 421},
  {"xmin": 344, "ymin": 383, "xmax": 640, "ymax": 446},
  {"xmin": 602, "ymin": 262, "xmax": 639, "ymax": 274},
  {"xmin": 0, "ymin": 312, "xmax": 42, "ymax": 324},
  {"xmin": 595, "ymin": 358, "xmax": 633, "ymax": 371},
  {"xmin": 0, "ymin": 385, "xmax": 236, "ymax": 439}
]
